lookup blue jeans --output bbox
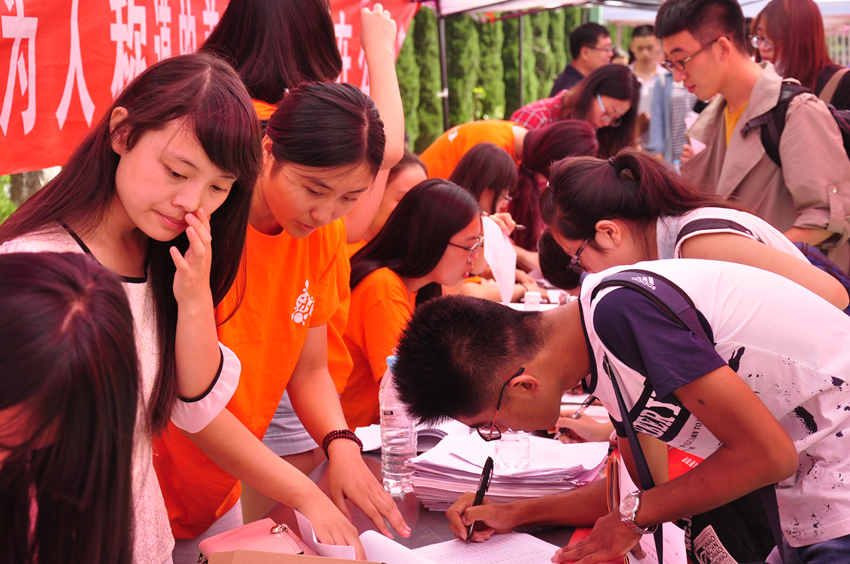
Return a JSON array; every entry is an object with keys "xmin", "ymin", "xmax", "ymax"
[{"xmin": 778, "ymin": 533, "xmax": 850, "ymax": 564}]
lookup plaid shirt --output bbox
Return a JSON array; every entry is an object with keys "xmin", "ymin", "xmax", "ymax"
[{"xmin": 510, "ymin": 92, "xmax": 565, "ymax": 130}]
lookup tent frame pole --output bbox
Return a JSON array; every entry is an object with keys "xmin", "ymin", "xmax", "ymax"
[{"xmin": 437, "ymin": 1, "xmax": 451, "ymax": 131}]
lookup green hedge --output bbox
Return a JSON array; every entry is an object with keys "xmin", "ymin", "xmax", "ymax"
[
  {"xmin": 476, "ymin": 18, "xmax": 505, "ymax": 120},
  {"xmin": 531, "ymin": 11, "xmax": 556, "ymax": 100},
  {"xmin": 502, "ymin": 16, "xmax": 539, "ymax": 117},
  {"xmin": 412, "ymin": 8, "xmax": 443, "ymax": 153},
  {"xmin": 549, "ymin": 9, "xmax": 567, "ymax": 76},
  {"xmin": 396, "ymin": 16, "xmax": 420, "ymax": 149},
  {"xmin": 446, "ymin": 15, "xmax": 481, "ymax": 127}
]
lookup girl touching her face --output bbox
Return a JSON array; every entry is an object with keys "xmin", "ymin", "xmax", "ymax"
[
  {"xmin": 0, "ymin": 53, "xmax": 262, "ymax": 564},
  {"xmin": 154, "ymin": 81, "xmax": 409, "ymax": 562}
]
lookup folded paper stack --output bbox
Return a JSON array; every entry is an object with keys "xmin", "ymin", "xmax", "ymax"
[{"xmin": 407, "ymin": 433, "xmax": 609, "ymax": 511}]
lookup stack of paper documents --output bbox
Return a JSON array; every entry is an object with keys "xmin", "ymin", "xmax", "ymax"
[{"xmin": 407, "ymin": 434, "xmax": 608, "ymax": 511}]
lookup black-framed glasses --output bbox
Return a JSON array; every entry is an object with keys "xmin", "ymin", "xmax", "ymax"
[
  {"xmin": 589, "ymin": 46, "xmax": 614, "ymax": 54},
  {"xmin": 448, "ymin": 235, "xmax": 484, "ymax": 263},
  {"xmin": 749, "ymin": 34, "xmax": 772, "ymax": 51},
  {"xmin": 661, "ymin": 37, "xmax": 721, "ymax": 72},
  {"xmin": 596, "ymin": 94, "xmax": 622, "ymax": 128},
  {"xmin": 477, "ymin": 366, "xmax": 525, "ymax": 442},
  {"xmin": 568, "ymin": 238, "xmax": 590, "ymax": 274}
]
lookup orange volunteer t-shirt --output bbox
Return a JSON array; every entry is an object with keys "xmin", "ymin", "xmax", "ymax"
[
  {"xmin": 418, "ymin": 120, "xmax": 519, "ymax": 180},
  {"xmin": 339, "ymin": 267, "xmax": 416, "ymax": 429},
  {"xmin": 327, "ymin": 217, "xmax": 353, "ymax": 394},
  {"xmin": 153, "ymin": 219, "xmax": 346, "ymax": 538}
]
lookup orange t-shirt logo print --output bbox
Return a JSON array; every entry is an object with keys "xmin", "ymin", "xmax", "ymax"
[{"xmin": 291, "ymin": 280, "xmax": 315, "ymax": 325}]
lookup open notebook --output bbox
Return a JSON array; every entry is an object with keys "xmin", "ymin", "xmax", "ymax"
[{"xmin": 296, "ymin": 510, "xmax": 561, "ymax": 564}]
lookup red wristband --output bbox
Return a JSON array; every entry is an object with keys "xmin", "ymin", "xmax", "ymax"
[{"xmin": 322, "ymin": 429, "xmax": 363, "ymax": 459}]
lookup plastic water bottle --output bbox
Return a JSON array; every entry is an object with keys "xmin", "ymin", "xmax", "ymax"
[
  {"xmin": 673, "ymin": 158, "xmax": 682, "ymax": 174},
  {"xmin": 380, "ymin": 356, "xmax": 416, "ymax": 494}
]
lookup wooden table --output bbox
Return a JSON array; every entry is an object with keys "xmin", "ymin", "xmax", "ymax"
[{"xmin": 267, "ymin": 452, "xmax": 575, "ymax": 550}]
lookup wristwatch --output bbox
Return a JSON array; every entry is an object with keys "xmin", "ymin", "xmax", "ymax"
[{"xmin": 619, "ymin": 491, "xmax": 658, "ymax": 535}]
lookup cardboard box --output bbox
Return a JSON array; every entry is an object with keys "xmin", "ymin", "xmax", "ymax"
[{"xmin": 209, "ymin": 550, "xmax": 383, "ymax": 564}]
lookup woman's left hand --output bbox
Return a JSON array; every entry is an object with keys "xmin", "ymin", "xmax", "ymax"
[
  {"xmin": 171, "ymin": 207, "xmax": 214, "ymax": 311},
  {"xmin": 327, "ymin": 438, "xmax": 411, "ymax": 539}
]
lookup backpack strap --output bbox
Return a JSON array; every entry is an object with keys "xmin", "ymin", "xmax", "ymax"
[
  {"xmin": 820, "ymin": 67, "xmax": 849, "ymax": 106},
  {"xmin": 590, "ymin": 269, "xmax": 715, "ymax": 564},
  {"xmin": 674, "ymin": 218, "xmax": 762, "ymax": 247},
  {"xmin": 590, "ymin": 269, "xmax": 714, "ymax": 347},
  {"xmin": 741, "ymin": 81, "xmax": 810, "ymax": 168}
]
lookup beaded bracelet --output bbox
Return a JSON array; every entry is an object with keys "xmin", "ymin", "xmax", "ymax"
[{"xmin": 322, "ymin": 429, "xmax": 364, "ymax": 459}]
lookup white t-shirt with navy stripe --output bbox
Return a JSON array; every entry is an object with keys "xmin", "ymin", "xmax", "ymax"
[{"xmin": 579, "ymin": 259, "xmax": 850, "ymax": 548}]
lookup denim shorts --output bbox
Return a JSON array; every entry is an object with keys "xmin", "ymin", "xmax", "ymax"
[{"xmin": 262, "ymin": 389, "xmax": 318, "ymax": 456}]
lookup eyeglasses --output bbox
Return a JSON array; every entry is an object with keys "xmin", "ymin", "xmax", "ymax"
[
  {"xmin": 568, "ymin": 238, "xmax": 590, "ymax": 274},
  {"xmin": 749, "ymin": 34, "xmax": 772, "ymax": 51},
  {"xmin": 661, "ymin": 37, "xmax": 721, "ymax": 72},
  {"xmin": 596, "ymin": 94, "xmax": 622, "ymax": 128},
  {"xmin": 448, "ymin": 235, "xmax": 484, "ymax": 263},
  {"xmin": 477, "ymin": 367, "xmax": 525, "ymax": 442},
  {"xmin": 589, "ymin": 46, "xmax": 614, "ymax": 54}
]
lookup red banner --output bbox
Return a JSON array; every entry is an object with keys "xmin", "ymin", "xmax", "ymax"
[{"xmin": 0, "ymin": 0, "xmax": 417, "ymax": 175}]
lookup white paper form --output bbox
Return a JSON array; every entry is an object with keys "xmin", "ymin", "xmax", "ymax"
[
  {"xmin": 295, "ymin": 510, "xmax": 356, "ymax": 559},
  {"xmin": 618, "ymin": 457, "xmax": 687, "ymax": 564},
  {"xmin": 481, "ymin": 215, "xmax": 517, "ymax": 304},
  {"xmin": 360, "ymin": 531, "xmax": 436, "ymax": 564},
  {"xmin": 413, "ymin": 532, "xmax": 560, "ymax": 564}
]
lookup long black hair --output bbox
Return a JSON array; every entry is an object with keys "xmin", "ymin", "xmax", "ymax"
[
  {"xmin": 0, "ymin": 53, "xmax": 262, "ymax": 434},
  {"xmin": 0, "ymin": 253, "xmax": 138, "ymax": 564},
  {"xmin": 350, "ymin": 179, "xmax": 480, "ymax": 301},
  {"xmin": 200, "ymin": 0, "xmax": 342, "ymax": 104}
]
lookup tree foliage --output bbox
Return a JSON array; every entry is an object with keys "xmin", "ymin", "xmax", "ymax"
[
  {"xmin": 446, "ymin": 15, "xmax": 481, "ymax": 127},
  {"xmin": 531, "ymin": 11, "xmax": 555, "ymax": 100},
  {"xmin": 396, "ymin": 16, "xmax": 420, "ymax": 149},
  {"xmin": 476, "ymin": 17, "xmax": 505, "ymax": 120},
  {"xmin": 549, "ymin": 9, "xmax": 567, "ymax": 77},
  {"xmin": 413, "ymin": 7, "xmax": 443, "ymax": 153}
]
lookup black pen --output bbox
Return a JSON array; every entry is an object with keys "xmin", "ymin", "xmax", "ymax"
[{"xmin": 466, "ymin": 456, "xmax": 494, "ymax": 546}]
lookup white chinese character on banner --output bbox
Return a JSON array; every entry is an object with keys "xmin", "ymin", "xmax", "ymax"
[
  {"xmin": 56, "ymin": 0, "xmax": 95, "ymax": 129},
  {"xmin": 334, "ymin": 11, "xmax": 351, "ymax": 83},
  {"xmin": 1, "ymin": 0, "xmax": 37, "ymax": 135},
  {"xmin": 202, "ymin": 0, "xmax": 219, "ymax": 40},
  {"xmin": 178, "ymin": 0, "xmax": 197, "ymax": 55},
  {"xmin": 110, "ymin": 0, "xmax": 147, "ymax": 97},
  {"xmin": 154, "ymin": 0, "xmax": 172, "ymax": 62}
]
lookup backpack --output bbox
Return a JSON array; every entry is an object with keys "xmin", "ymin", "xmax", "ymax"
[{"xmin": 741, "ymin": 81, "xmax": 850, "ymax": 167}]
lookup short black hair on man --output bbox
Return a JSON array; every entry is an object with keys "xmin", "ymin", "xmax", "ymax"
[
  {"xmin": 655, "ymin": 0, "xmax": 748, "ymax": 54},
  {"xmin": 569, "ymin": 22, "xmax": 610, "ymax": 60},
  {"xmin": 392, "ymin": 295, "xmax": 544, "ymax": 426},
  {"xmin": 632, "ymin": 24, "xmax": 655, "ymax": 38}
]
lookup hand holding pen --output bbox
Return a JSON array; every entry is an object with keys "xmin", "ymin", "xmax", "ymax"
[{"xmin": 466, "ymin": 456, "xmax": 495, "ymax": 546}]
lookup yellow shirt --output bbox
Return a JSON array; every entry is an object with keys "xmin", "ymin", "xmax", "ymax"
[{"xmin": 724, "ymin": 103, "xmax": 748, "ymax": 146}]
